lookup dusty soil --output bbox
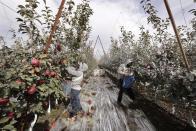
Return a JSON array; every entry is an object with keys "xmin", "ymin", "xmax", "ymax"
[{"xmin": 50, "ymin": 75, "xmax": 155, "ymax": 131}]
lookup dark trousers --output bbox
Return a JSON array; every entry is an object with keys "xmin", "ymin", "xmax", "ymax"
[
  {"xmin": 70, "ymin": 89, "xmax": 82, "ymax": 116},
  {"xmin": 117, "ymin": 78, "xmax": 135, "ymax": 103}
]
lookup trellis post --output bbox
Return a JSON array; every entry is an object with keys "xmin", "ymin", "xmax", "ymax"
[
  {"xmin": 45, "ymin": 0, "xmax": 66, "ymax": 53},
  {"xmin": 164, "ymin": 0, "xmax": 190, "ymax": 71}
]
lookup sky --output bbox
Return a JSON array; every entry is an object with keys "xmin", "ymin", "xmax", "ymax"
[{"xmin": 0, "ymin": 0, "xmax": 195, "ymax": 58}]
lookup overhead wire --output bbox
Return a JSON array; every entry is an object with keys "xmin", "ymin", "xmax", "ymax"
[
  {"xmin": 179, "ymin": 0, "xmax": 188, "ymax": 27},
  {"xmin": 136, "ymin": 8, "xmax": 143, "ymax": 27},
  {"xmin": 104, "ymin": 2, "xmax": 143, "ymax": 56},
  {"xmin": 0, "ymin": 0, "xmax": 16, "ymax": 44},
  {"xmin": 0, "ymin": 0, "xmax": 17, "ymax": 13},
  {"xmin": 0, "ymin": 0, "xmax": 43, "ymax": 42}
]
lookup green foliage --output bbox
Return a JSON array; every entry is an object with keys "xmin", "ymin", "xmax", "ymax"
[
  {"xmin": 0, "ymin": 0, "xmax": 94, "ymax": 129},
  {"xmin": 101, "ymin": 0, "xmax": 196, "ymax": 122}
]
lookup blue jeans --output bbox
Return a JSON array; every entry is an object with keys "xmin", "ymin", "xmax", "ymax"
[
  {"xmin": 117, "ymin": 78, "xmax": 135, "ymax": 103},
  {"xmin": 70, "ymin": 89, "xmax": 82, "ymax": 116}
]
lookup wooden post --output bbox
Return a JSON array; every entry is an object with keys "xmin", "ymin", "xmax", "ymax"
[
  {"xmin": 164, "ymin": 0, "xmax": 190, "ymax": 71},
  {"xmin": 45, "ymin": 0, "xmax": 66, "ymax": 53}
]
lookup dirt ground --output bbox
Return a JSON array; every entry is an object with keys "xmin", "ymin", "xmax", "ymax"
[{"xmin": 50, "ymin": 75, "xmax": 156, "ymax": 131}]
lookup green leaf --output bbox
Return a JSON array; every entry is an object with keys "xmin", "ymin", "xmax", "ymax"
[
  {"xmin": 26, "ymin": 0, "xmax": 33, "ymax": 3},
  {"xmin": 38, "ymin": 84, "xmax": 48, "ymax": 92},
  {"xmin": 0, "ymin": 82, "xmax": 4, "ymax": 88},
  {"xmin": 16, "ymin": 18, "xmax": 23, "ymax": 22},
  {"xmin": 20, "ymin": 75, "xmax": 27, "ymax": 80},
  {"xmin": 10, "ymin": 82, "xmax": 20, "ymax": 89},
  {"xmin": 18, "ymin": 5, "xmax": 25, "ymax": 8},
  {"xmin": 26, "ymin": 77, "xmax": 33, "ymax": 82},
  {"xmin": 10, "ymin": 120, "xmax": 17, "ymax": 125},
  {"xmin": 3, "ymin": 125, "xmax": 15, "ymax": 130},
  {"xmin": 36, "ymin": 19, "xmax": 42, "ymax": 25},
  {"xmin": 49, "ymin": 80, "xmax": 56, "ymax": 88},
  {"xmin": 16, "ymin": 113, "xmax": 22, "ymax": 118},
  {"xmin": 28, "ymin": 69, "xmax": 35, "ymax": 74},
  {"xmin": 39, "ymin": 91, "xmax": 48, "ymax": 97},
  {"xmin": 5, "ymin": 72, "xmax": 12, "ymax": 79},
  {"xmin": 48, "ymin": 88, "xmax": 54, "ymax": 95},
  {"xmin": 0, "ymin": 117, "xmax": 9, "ymax": 124},
  {"xmin": 40, "ymin": 60, "xmax": 46, "ymax": 65},
  {"xmin": 39, "ymin": 54, "xmax": 47, "ymax": 59}
]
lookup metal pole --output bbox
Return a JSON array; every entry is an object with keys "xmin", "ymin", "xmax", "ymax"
[
  {"xmin": 97, "ymin": 50, "xmax": 101, "ymax": 57},
  {"xmin": 98, "ymin": 35, "xmax": 106, "ymax": 56},
  {"xmin": 45, "ymin": 0, "xmax": 66, "ymax": 53},
  {"xmin": 89, "ymin": 40, "xmax": 93, "ymax": 47},
  {"xmin": 164, "ymin": 0, "xmax": 190, "ymax": 70},
  {"xmin": 93, "ymin": 36, "xmax": 99, "ymax": 51}
]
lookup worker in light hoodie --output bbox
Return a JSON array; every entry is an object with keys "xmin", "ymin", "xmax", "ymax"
[
  {"xmin": 66, "ymin": 61, "xmax": 88, "ymax": 121},
  {"xmin": 117, "ymin": 59, "xmax": 135, "ymax": 105}
]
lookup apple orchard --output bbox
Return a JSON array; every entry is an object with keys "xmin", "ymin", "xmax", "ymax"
[{"xmin": 0, "ymin": 0, "xmax": 196, "ymax": 130}]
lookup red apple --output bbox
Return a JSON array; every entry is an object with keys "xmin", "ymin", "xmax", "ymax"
[
  {"xmin": 56, "ymin": 45, "xmax": 61, "ymax": 52},
  {"xmin": 45, "ymin": 127, "xmax": 51, "ymax": 131},
  {"xmin": 44, "ymin": 71, "xmax": 50, "ymax": 76},
  {"xmin": 87, "ymin": 111, "xmax": 92, "ymax": 116},
  {"xmin": 31, "ymin": 59, "xmax": 39, "ymax": 67},
  {"xmin": 52, "ymin": 122, "xmax": 55, "ymax": 127},
  {"xmin": 15, "ymin": 80, "xmax": 22, "ymax": 82},
  {"xmin": 6, "ymin": 112, "xmax": 14, "ymax": 119},
  {"xmin": 59, "ymin": 60, "xmax": 63, "ymax": 64},
  {"xmin": 45, "ymin": 101, "xmax": 48, "ymax": 106},
  {"xmin": 51, "ymin": 72, "xmax": 56, "ymax": 77},
  {"xmin": 39, "ymin": 80, "xmax": 44, "ymax": 85},
  {"xmin": 59, "ymin": 59, "xmax": 66, "ymax": 64},
  {"xmin": 148, "ymin": 69, "xmax": 151, "ymax": 73},
  {"xmin": 28, "ymin": 86, "xmax": 36, "ymax": 94},
  {"xmin": 91, "ymin": 106, "xmax": 95, "ymax": 110},
  {"xmin": 147, "ymin": 66, "xmax": 150, "ymax": 69},
  {"xmin": 0, "ymin": 98, "xmax": 8, "ymax": 106},
  {"xmin": 2, "ymin": 65, "xmax": 6, "ymax": 69}
]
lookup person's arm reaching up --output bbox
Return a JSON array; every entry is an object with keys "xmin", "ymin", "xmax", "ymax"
[
  {"xmin": 118, "ymin": 64, "xmax": 125, "ymax": 75},
  {"xmin": 66, "ymin": 66, "xmax": 83, "ymax": 77}
]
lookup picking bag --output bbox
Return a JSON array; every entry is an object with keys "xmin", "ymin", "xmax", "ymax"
[
  {"xmin": 62, "ymin": 80, "xmax": 72, "ymax": 96},
  {"xmin": 122, "ymin": 76, "xmax": 135, "ymax": 88}
]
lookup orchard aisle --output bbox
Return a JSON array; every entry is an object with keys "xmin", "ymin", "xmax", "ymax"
[{"xmin": 51, "ymin": 74, "xmax": 156, "ymax": 131}]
